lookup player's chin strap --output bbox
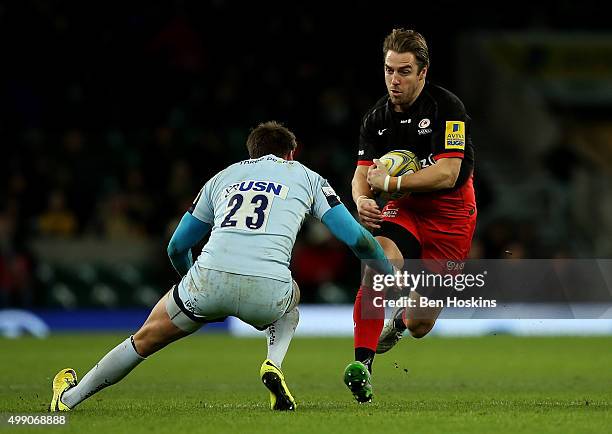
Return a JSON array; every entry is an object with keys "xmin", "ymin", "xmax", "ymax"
[{"xmin": 383, "ymin": 175, "xmax": 402, "ymax": 193}]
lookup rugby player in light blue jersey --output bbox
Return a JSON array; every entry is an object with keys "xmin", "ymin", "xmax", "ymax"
[{"xmin": 50, "ymin": 121, "xmax": 394, "ymax": 412}]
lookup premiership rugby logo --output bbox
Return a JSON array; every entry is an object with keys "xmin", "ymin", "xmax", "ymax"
[
  {"xmin": 322, "ymin": 186, "xmax": 337, "ymax": 198},
  {"xmin": 322, "ymin": 184, "xmax": 341, "ymax": 207},
  {"xmin": 445, "ymin": 121, "xmax": 465, "ymax": 150}
]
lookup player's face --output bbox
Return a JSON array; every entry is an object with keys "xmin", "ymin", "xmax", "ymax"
[{"xmin": 384, "ymin": 50, "xmax": 427, "ymax": 110}]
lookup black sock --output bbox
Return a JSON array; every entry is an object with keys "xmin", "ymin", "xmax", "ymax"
[{"xmin": 355, "ymin": 347, "xmax": 375, "ymax": 373}]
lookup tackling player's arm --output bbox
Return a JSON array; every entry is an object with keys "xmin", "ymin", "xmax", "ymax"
[
  {"xmin": 309, "ymin": 169, "xmax": 392, "ymax": 275},
  {"xmin": 321, "ymin": 204, "xmax": 394, "ymax": 276},
  {"xmin": 167, "ymin": 212, "xmax": 211, "ymax": 277},
  {"xmin": 168, "ymin": 181, "xmax": 215, "ymax": 277}
]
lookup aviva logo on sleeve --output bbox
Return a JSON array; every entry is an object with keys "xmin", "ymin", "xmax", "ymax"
[{"xmin": 444, "ymin": 121, "xmax": 465, "ymax": 150}]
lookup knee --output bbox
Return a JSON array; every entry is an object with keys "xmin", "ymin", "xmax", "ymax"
[
  {"xmin": 292, "ymin": 280, "xmax": 301, "ymax": 306},
  {"xmin": 133, "ymin": 324, "xmax": 159, "ymax": 357},
  {"xmin": 407, "ymin": 320, "xmax": 434, "ymax": 339}
]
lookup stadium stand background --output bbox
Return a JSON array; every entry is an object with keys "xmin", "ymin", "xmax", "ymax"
[{"xmin": 1, "ymin": 2, "xmax": 611, "ymax": 312}]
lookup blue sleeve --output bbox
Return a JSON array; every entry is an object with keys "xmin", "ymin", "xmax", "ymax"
[
  {"xmin": 167, "ymin": 212, "xmax": 212, "ymax": 277},
  {"xmin": 321, "ymin": 204, "xmax": 393, "ymax": 275}
]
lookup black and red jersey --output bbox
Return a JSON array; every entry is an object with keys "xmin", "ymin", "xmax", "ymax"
[{"xmin": 357, "ymin": 81, "xmax": 475, "ymax": 194}]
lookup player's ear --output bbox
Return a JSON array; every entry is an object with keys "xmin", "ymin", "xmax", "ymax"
[
  {"xmin": 418, "ymin": 65, "xmax": 428, "ymax": 81},
  {"xmin": 287, "ymin": 150, "xmax": 295, "ymax": 161}
]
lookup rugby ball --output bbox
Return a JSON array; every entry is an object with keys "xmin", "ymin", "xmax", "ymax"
[{"xmin": 378, "ymin": 150, "xmax": 421, "ymax": 200}]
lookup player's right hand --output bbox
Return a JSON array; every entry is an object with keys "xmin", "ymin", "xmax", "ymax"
[{"xmin": 356, "ymin": 196, "xmax": 383, "ymax": 230}]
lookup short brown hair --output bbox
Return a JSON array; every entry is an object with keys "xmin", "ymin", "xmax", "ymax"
[
  {"xmin": 383, "ymin": 28, "xmax": 429, "ymax": 72},
  {"xmin": 245, "ymin": 121, "xmax": 297, "ymax": 159}
]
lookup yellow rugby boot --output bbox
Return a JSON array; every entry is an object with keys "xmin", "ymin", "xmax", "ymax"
[
  {"xmin": 259, "ymin": 359, "xmax": 296, "ymax": 411},
  {"xmin": 49, "ymin": 368, "xmax": 77, "ymax": 412}
]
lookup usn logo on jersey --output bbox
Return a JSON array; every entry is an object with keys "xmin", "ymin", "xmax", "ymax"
[
  {"xmin": 224, "ymin": 180, "xmax": 289, "ymax": 199},
  {"xmin": 221, "ymin": 180, "xmax": 289, "ymax": 232},
  {"xmin": 445, "ymin": 121, "xmax": 465, "ymax": 150}
]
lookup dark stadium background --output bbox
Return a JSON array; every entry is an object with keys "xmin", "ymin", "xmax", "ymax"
[{"xmin": 2, "ymin": 1, "xmax": 611, "ymax": 310}]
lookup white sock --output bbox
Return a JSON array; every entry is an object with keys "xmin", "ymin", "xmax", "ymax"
[
  {"xmin": 265, "ymin": 307, "xmax": 299, "ymax": 369},
  {"xmin": 62, "ymin": 336, "xmax": 145, "ymax": 408}
]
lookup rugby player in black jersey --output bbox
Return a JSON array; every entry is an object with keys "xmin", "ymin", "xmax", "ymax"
[{"xmin": 344, "ymin": 29, "xmax": 477, "ymax": 403}]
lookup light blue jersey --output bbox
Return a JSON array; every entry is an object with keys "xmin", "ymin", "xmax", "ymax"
[{"xmin": 190, "ymin": 155, "xmax": 340, "ymax": 282}]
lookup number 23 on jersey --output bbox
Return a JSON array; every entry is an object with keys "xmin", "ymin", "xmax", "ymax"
[{"xmin": 220, "ymin": 180, "xmax": 289, "ymax": 232}]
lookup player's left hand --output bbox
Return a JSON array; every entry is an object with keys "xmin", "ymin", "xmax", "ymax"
[{"xmin": 366, "ymin": 159, "xmax": 388, "ymax": 192}]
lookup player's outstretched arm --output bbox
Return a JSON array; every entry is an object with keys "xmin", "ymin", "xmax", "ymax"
[
  {"xmin": 321, "ymin": 204, "xmax": 393, "ymax": 275},
  {"xmin": 167, "ymin": 212, "xmax": 212, "ymax": 277}
]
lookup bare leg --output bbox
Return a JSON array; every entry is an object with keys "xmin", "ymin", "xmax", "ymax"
[
  {"xmin": 133, "ymin": 290, "xmax": 192, "ymax": 357},
  {"xmin": 404, "ymin": 289, "xmax": 444, "ymax": 338}
]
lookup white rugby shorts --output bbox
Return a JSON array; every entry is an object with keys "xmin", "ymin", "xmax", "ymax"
[{"xmin": 166, "ymin": 266, "xmax": 298, "ymax": 332}]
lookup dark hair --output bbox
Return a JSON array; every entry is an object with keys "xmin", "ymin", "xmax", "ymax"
[
  {"xmin": 245, "ymin": 121, "xmax": 297, "ymax": 159},
  {"xmin": 383, "ymin": 28, "xmax": 429, "ymax": 72}
]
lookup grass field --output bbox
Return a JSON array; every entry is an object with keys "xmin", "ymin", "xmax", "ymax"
[{"xmin": 1, "ymin": 334, "xmax": 611, "ymax": 433}]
